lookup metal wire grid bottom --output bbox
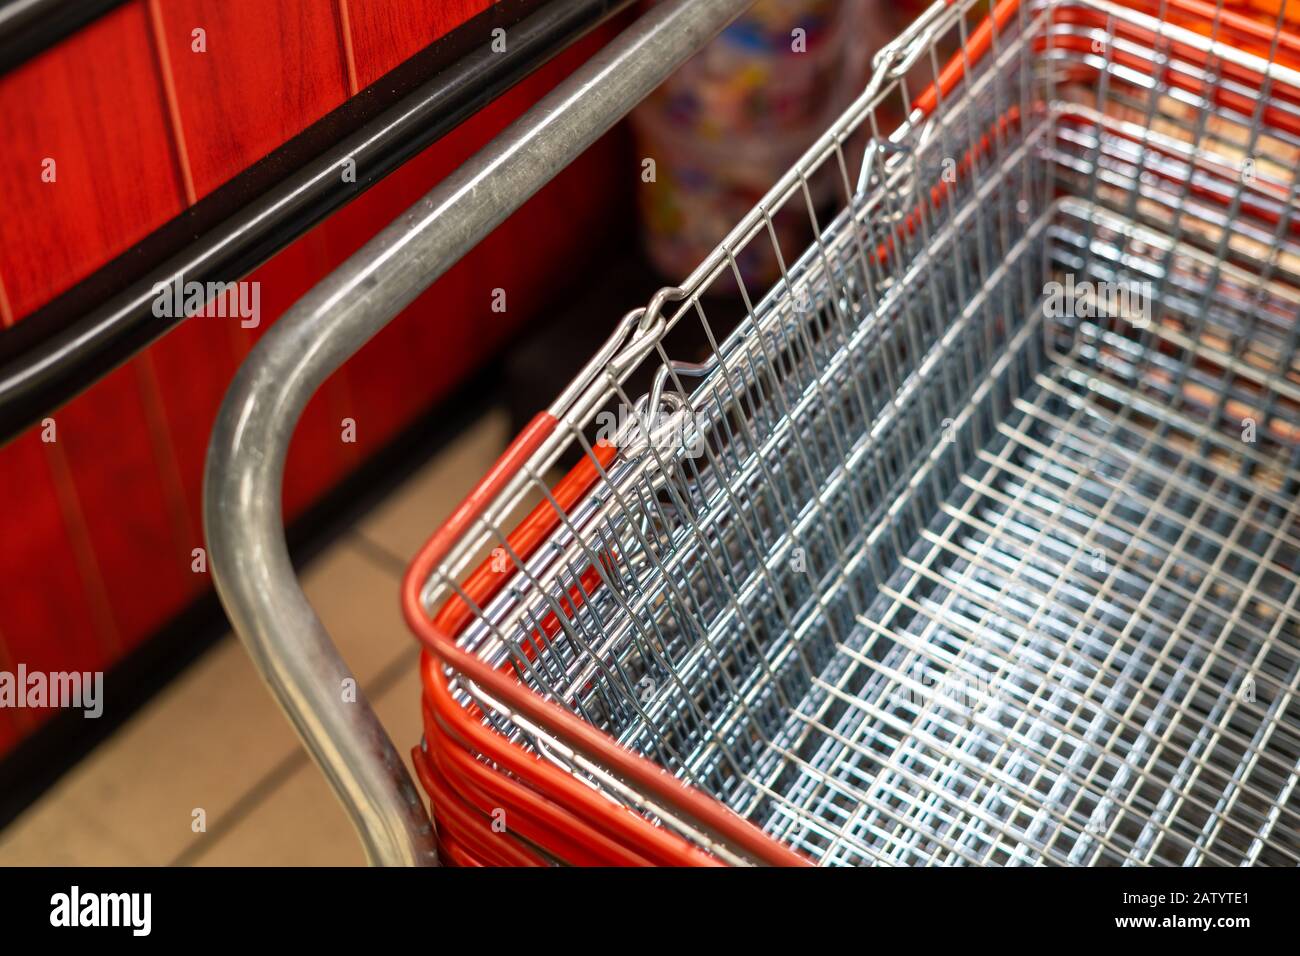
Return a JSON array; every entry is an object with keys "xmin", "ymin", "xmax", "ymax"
[{"xmin": 725, "ymin": 343, "xmax": 1300, "ymax": 866}]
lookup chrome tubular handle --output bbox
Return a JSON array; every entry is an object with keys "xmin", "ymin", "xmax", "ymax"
[{"xmin": 203, "ymin": 0, "xmax": 756, "ymax": 867}]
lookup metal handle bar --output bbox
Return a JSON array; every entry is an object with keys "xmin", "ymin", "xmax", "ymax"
[{"xmin": 203, "ymin": 0, "xmax": 756, "ymax": 867}]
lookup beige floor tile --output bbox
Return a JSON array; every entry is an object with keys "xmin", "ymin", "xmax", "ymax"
[
  {"xmin": 0, "ymin": 634, "xmax": 296, "ymax": 866},
  {"xmin": 0, "ymin": 789, "xmax": 152, "ymax": 866},
  {"xmin": 0, "ymin": 541, "xmax": 412, "ymax": 866},
  {"xmin": 371, "ymin": 656, "xmax": 426, "ymax": 788},
  {"xmin": 356, "ymin": 407, "xmax": 509, "ymax": 562},
  {"xmin": 300, "ymin": 538, "xmax": 416, "ymax": 691},
  {"xmin": 186, "ymin": 758, "xmax": 365, "ymax": 867},
  {"xmin": 188, "ymin": 656, "xmax": 424, "ymax": 867},
  {"xmin": 0, "ymin": 409, "xmax": 507, "ymax": 867}
]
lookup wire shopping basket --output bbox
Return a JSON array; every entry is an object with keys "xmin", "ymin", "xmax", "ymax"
[{"xmin": 401, "ymin": 0, "xmax": 1300, "ymax": 866}]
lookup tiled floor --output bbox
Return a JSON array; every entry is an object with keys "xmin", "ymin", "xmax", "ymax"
[{"xmin": 0, "ymin": 409, "xmax": 510, "ymax": 866}]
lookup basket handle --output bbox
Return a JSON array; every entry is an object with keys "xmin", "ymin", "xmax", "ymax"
[{"xmin": 203, "ymin": 0, "xmax": 758, "ymax": 867}]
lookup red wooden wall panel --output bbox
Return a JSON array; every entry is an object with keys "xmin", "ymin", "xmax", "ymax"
[
  {"xmin": 145, "ymin": 0, "xmax": 360, "ymax": 523},
  {"xmin": 144, "ymin": 310, "xmax": 253, "ymax": 562},
  {"xmin": 148, "ymin": 0, "xmax": 352, "ymax": 199},
  {"xmin": 0, "ymin": 711, "xmax": 16, "ymax": 755},
  {"xmin": 310, "ymin": 31, "xmax": 629, "ymax": 466},
  {"xmin": 251, "ymin": 232, "xmax": 362, "ymax": 522},
  {"xmin": 0, "ymin": 3, "xmax": 629, "ymax": 762},
  {"xmin": 344, "ymin": 0, "xmax": 495, "ymax": 89},
  {"xmin": 0, "ymin": 435, "xmax": 113, "ymax": 685},
  {"xmin": 48, "ymin": 360, "xmax": 197, "ymax": 651},
  {"xmin": 0, "ymin": 0, "xmax": 185, "ymax": 322},
  {"xmin": 303, "ymin": 77, "xmax": 515, "ymax": 465}
]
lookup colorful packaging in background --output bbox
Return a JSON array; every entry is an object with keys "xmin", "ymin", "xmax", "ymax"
[{"xmin": 633, "ymin": 0, "xmax": 895, "ymax": 289}]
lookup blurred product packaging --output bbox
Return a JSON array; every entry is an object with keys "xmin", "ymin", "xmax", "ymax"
[{"xmin": 632, "ymin": 0, "xmax": 896, "ymax": 288}]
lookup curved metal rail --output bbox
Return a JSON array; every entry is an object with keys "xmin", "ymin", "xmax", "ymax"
[{"xmin": 203, "ymin": 0, "xmax": 755, "ymax": 867}]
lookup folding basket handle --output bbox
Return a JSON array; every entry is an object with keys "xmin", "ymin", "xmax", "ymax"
[{"xmin": 202, "ymin": 0, "xmax": 758, "ymax": 867}]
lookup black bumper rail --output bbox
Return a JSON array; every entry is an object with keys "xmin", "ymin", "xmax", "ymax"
[{"xmin": 0, "ymin": 0, "xmax": 632, "ymax": 446}]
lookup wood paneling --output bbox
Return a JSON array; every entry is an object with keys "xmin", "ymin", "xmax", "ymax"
[
  {"xmin": 235, "ymin": 231, "xmax": 358, "ymax": 523},
  {"xmin": 0, "ymin": 1, "xmax": 186, "ymax": 320},
  {"xmin": 0, "ymin": 3, "xmax": 630, "ymax": 764},
  {"xmin": 0, "ymin": 434, "xmax": 111, "ymax": 680},
  {"xmin": 149, "ymin": 0, "xmax": 351, "ymax": 199},
  {"xmin": 0, "ymin": 707, "xmax": 16, "ymax": 754},
  {"xmin": 343, "ymin": 0, "xmax": 495, "ymax": 90},
  {"xmin": 145, "ymin": 312, "xmax": 253, "ymax": 562},
  {"xmin": 50, "ymin": 360, "xmax": 196, "ymax": 650}
]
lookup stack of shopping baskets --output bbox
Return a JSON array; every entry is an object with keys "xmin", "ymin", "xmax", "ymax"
[{"xmin": 402, "ymin": 0, "xmax": 1300, "ymax": 866}]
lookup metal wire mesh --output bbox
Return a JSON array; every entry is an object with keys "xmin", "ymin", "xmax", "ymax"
[{"xmin": 424, "ymin": 0, "xmax": 1300, "ymax": 865}]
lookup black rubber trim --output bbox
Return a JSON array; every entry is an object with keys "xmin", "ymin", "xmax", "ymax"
[
  {"xmin": 0, "ymin": 0, "xmax": 130, "ymax": 75},
  {"xmin": 0, "ymin": 0, "xmax": 632, "ymax": 446}
]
